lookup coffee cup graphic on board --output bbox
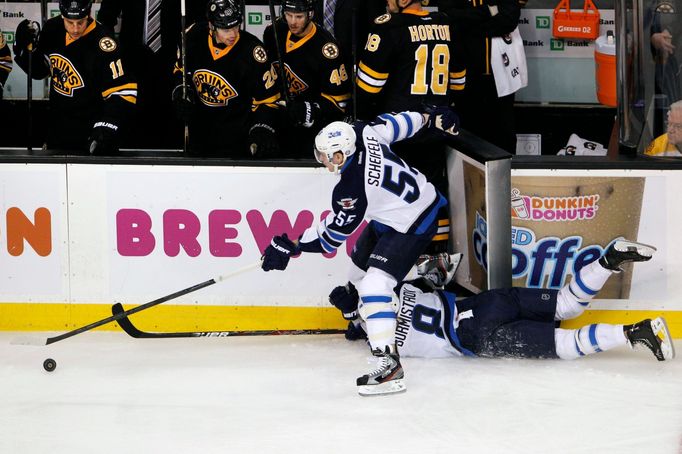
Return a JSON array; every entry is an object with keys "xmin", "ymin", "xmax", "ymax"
[{"xmin": 511, "ymin": 188, "xmax": 530, "ymax": 219}]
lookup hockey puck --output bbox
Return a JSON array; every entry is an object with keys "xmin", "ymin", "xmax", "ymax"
[{"xmin": 43, "ymin": 358, "xmax": 57, "ymax": 372}]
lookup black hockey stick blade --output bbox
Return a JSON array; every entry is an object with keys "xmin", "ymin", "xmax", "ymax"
[{"xmin": 112, "ymin": 303, "xmax": 345, "ymax": 339}]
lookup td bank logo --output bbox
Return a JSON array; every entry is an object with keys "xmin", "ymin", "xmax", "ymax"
[
  {"xmin": 248, "ymin": 12, "xmax": 263, "ymax": 25},
  {"xmin": 550, "ymin": 39, "xmax": 565, "ymax": 51},
  {"xmin": 536, "ymin": 16, "xmax": 550, "ymax": 29},
  {"xmin": 2, "ymin": 31, "xmax": 14, "ymax": 45}
]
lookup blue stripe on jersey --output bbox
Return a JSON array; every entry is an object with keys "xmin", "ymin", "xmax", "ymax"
[
  {"xmin": 325, "ymin": 227, "xmax": 347, "ymax": 242},
  {"xmin": 409, "ymin": 193, "xmax": 447, "ymax": 235},
  {"xmin": 367, "ymin": 312, "xmax": 397, "ymax": 319},
  {"xmin": 399, "ymin": 112, "xmax": 413, "ymax": 137},
  {"xmin": 440, "ymin": 290, "xmax": 476, "ymax": 357},
  {"xmin": 319, "ymin": 235, "xmax": 336, "ymax": 253},
  {"xmin": 321, "ymin": 231, "xmax": 342, "ymax": 249},
  {"xmin": 574, "ymin": 329, "xmax": 586, "ymax": 356},
  {"xmin": 588, "ymin": 324, "xmax": 602, "ymax": 352},
  {"xmin": 361, "ymin": 295, "xmax": 393, "ymax": 303},
  {"xmin": 574, "ymin": 269, "xmax": 598, "ymax": 296},
  {"xmin": 379, "ymin": 114, "xmax": 400, "ymax": 142},
  {"xmin": 568, "ymin": 285, "xmax": 589, "ymax": 306}
]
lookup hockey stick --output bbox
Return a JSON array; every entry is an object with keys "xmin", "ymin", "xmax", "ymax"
[
  {"xmin": 10, "ymin": 261, "xmax": 261, "ymax": 346},
  {"xmin": 26, "ymin": 35, "xmax": 33, "ymax": 152},
  {"xmin": 180, "ymin": 0, "xmax": 189, "ymax": 154},
  {"xmin": 350, "ymin": 0, "xmax": 358, "ymax": 121},
  {"xmin": 267, "ymin": 0, "xmax": 291, "ymax": 104},
  {"xmin": 112, "ymin": 303, "xmax": 344, "ymax": 338}
]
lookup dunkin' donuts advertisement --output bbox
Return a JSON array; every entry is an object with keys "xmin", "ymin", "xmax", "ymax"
[{"xmin": 510, "ymin": 176, "xmax": 645, "ymax": 299}]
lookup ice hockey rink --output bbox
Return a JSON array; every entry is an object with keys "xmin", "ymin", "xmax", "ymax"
[{"xmin": 1, "ymin": 332, "xmax": 681, "ymax": 454}]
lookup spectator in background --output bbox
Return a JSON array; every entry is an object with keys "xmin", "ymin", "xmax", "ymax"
[
  {"xmin": 13, "ymin": 0, "xmax": 137, "ymax": 154},
  {"xmin": 98, "ymin": 0, "xmax": 208, "ymax": 149},
  {"xmin": 645, "ymin": 100, "xmax": 682, "ymax": 156},
  {"xmin": 0, "ymin": 34, "xmax": 12, "ymax": 100},
  {"xmin": 440, "ymin": 0, "xmax": 523, "ymax": 154},
  {"xmin": 263, "ymin": 0, "xmax": 351, "ymax": 158},
  {"xmin": 646, "ymin": 0, "xmax": 681, "ymax": 139},
  {"xmin": 171, "ymin": 0, "xmax": 281, "ymax": 158},
  {"xmin": 649, "ymin": 1, "xmax": 681, "ymax": 105}
]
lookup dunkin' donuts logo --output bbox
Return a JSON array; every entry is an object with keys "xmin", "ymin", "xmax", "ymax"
[{"xmin": 511, "ymin": 188, "xmax": 599, "ymax": 222}]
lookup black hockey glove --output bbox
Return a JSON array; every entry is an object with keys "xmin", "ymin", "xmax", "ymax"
[
  {"xmin": 424, "ymin": 105, "xmax": 460, "ymax": 137},
  {"xmin": 171, "ymin": 84, "xmax": 195, "ymax": 122},
  {"xmin": 14, "ymin": 20, "xmax": 40, "ymax": 59},
  {"xmin": 88, "ymin": 121, "xmax": 120, "ymax": 155},
  {"xmin": 248, "ymin": 123, "xmax": 279, "ymax": 158},
  {"xmin": 329, "ymin": 282, "xmax": 359, "ymax": 320},
  {"xmin": 261, "ymin": 234, "xmax": 300, "ymax": 271},
  {"xmin": 288, "ymin": 99, "xmax": 320, "ymax": 128},
  {"xmin": 345, "ymin": 319, "xmax": 367, "ymax": 341}
]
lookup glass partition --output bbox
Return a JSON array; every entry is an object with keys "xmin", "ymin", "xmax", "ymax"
[{"xmin": 618, "ymin": 0, "xmax": 682, "ymax": 154}]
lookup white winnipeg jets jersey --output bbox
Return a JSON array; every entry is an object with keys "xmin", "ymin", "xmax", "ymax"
[
  {"xmin": 299, "ymin": 112, "xmax": 445, "ymax": 254},
  {"xmin": 394, "ymin": 283, "xmax": 467, "ymax": 358}
]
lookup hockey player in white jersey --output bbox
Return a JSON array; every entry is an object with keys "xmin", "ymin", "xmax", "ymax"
[
  {"xmin": 261, "ymin": 108, "xmax": 460, "ymax": 396},
  {"xmin": 330, "ymin": 239, "xmax": 675, "ymax": 362}
]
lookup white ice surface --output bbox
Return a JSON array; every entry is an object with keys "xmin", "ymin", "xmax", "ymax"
[{"xmin": 1, "ymin": 332, "xmax": 681, "ymax": 454}]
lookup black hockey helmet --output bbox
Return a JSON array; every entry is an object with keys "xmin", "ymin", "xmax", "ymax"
[
  {"xmin": 206, "ymin": 0, "xmax": 243, "ymax": 29},
  {"xmin": 282, "ymin": 0, "xmax": 315, "ymax": 13},
  {"xmin": 59, "ymin": 0, "xmax": 93, "ymax": 19}
]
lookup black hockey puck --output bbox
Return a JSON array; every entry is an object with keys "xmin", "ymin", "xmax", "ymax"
[{"xmin": 43, "ymin": 358, "xmax": 57, "ymax": 372}]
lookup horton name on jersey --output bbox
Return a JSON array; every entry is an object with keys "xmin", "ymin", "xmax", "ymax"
[
  {"xmin": 49, "ymin": 54, "xmax": 84, "ymax": 97},
  {"xmin": 407, "ymin": 24, "xmax": 451, "ymax": 43}
]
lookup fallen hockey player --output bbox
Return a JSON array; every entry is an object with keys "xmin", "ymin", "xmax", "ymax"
[{"xmin": 329, "ymin": 238, "xmax": 675, "ymax": 393}]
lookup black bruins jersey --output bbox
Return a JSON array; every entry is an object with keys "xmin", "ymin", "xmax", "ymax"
[
  {"xmin": 15, "ymin": 17, "xmax": 136, "ymax": 150},
  {"xmin": 356, "ymin": 11, "xmax": 466, "ymax": 119},
  {"xmin": 173, "ymin": 24, "xmax": 280, "ymax": 155},
  {"xmin": 263, "ymin": 19, "xmax": 351, "ymax": 119}
]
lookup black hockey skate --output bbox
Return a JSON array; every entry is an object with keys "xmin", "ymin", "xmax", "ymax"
[
  {"xmin": 624, "ymin": 317, "xmax": 675, "ymax": 361},
  {"xmin": 415, "ymin": 252, "xmax": 463, "ymax": 289},
  {"xmin": 599, "ymin": 238, "xmax": 656, "ymax": 272},
  {"xmin": 357, "ymin": 345, "xmax": 405, "ymax": 396}
]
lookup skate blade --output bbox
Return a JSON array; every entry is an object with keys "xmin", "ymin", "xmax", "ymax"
[
  {"xmin": 613, "ymin": 238, "xmax": 657, "ymax": 257},
  {"xmin": 358, "ymin": 379, "xmax": 406, "ymax": 397},
  {"xmin": 447, "ymin": 253, "xmax": 463, "ymax": 281},
  {"xmin": 652, "ymin": 317, "xmax": 675, "ymax": 360}
]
